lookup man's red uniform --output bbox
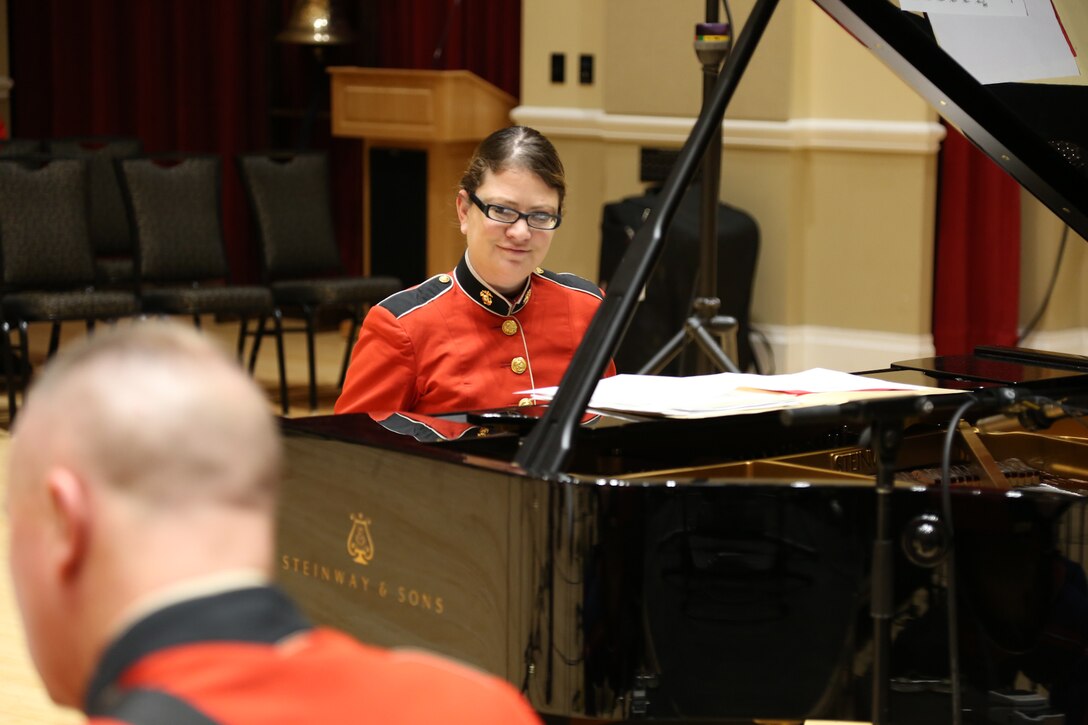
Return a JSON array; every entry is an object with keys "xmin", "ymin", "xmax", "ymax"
[
  {"xmin": 335, "ymin": 255, "xmax": 615, "ymax": 415},
  {"xmin": 86, "ymin": 586, "xmax": 541, "ymax": 724}
]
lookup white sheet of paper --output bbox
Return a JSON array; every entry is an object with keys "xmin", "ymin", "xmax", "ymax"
[
  {"xmin": 900, "ymin": 0, "xmax": 1027, "ymax": 18},
  {"xmin": 520, "ymin": 368, "xmax": 952, "ymax": 419},
  {"xmin": 927, "ymin": 0, "xmax": 1079, "ymax": 84}
]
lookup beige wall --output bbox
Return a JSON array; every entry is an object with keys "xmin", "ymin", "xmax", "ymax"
[
  {"xmin": 520, "ymin": 1, "xmax": 942, "ymax": 369},
  {"xmin": 798, "ymin": 4, "xmax": 933, "ymax": 121},
  {"xmin": 521, "ymin": 0, "xmax": 605, "ymax": 111},
  {"xmin": 1020, "ymin": 193, "xmax": 1088, "ymax": 342}
]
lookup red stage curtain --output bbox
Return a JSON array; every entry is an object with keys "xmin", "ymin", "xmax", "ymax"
[
  {"xmin": 9, "ymin": 0, "xmax": 270, "ymax": 282},
  {"xmin": 374, "ymin": 0, "xmax": 521, "ymax": 98},
  {"xmin": 932, "ymin": 125, "xmax": 1022, "ymax": 356}
]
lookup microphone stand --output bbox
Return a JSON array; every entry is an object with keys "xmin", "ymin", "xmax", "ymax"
[
  {"xmin": 780, "ymin": 387, "xmax": 1032, "ymax": 725},
  {"xmin": 783, "ymin": 394, "xmax": 937, "ymax": 725},
  {"xmin": 516, "ymin": 0, "xmax": 780, "ymax": 476},
  {"xmin": 639, "ymin": 7, "xmax": 741, "ymax": 376},
  {"xmin": 867, "ymin": 416, "xmax": 907, "ymax": 725}
]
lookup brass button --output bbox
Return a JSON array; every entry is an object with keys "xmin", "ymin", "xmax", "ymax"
[
  {"xmin": 438, "ymin": 274, "xmax": 451, "ymax": 283},
  {"xmin": 501, "ymin": 319, "xmax": 518, "ymax": 336},
  {"xmin": 518, "ymin": 397, "xmax": 534, "ymax": 407},
  {"xmin": 510, "ymin": 356, "xmax": 527, "ymax": 374}
]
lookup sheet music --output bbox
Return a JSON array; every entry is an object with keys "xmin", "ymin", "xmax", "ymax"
[
  {"xmin": 521, "ymin": 368, "xmax": 959, "ymax": 420},
  {"xmin": 925, "ymin": 0, "xmax": 1080, "ymax": 84},
  {"xmin": 900, "ymin": 0, "xmax": 1027, "ymax": 17}
]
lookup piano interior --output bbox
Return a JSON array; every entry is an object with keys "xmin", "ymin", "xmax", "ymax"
[{"xmin": 276, "ymin": 0, "xmax": 1088, "ymax": 723}]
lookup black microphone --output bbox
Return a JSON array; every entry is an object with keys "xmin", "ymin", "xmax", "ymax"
[
  {"xmin": 432, "ymin": 0, "xmax": 463, "ymax": 66},
  {"xmin": 967, "ymin": 385, "xmax": 1030, "ymax": 412},
  {"xmin": 970, "ymin": 386, "xmax": 1071, "ymax": 432}
]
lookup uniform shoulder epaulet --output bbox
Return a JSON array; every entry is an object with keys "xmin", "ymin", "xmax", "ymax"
[
  {"xmin": 535, "ymin": 269, "xmax": 605, "ymax": 300},
  {"xmin": 378, "ymin": 274, "xmax": 454, "ymax": 319}
]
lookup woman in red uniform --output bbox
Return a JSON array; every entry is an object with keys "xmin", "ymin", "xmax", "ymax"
[{"xmin": 335, "ymin": 126, "xmax": 615, "ymax": 415}]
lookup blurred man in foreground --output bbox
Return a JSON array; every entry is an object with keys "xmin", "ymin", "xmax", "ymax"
[{"xmin": 6, "ymin": 323, "xmax": 541, "ymax": 724}]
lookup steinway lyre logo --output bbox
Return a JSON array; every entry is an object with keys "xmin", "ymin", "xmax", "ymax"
[{"xmin": 347, "ymin": 513, "xmax": 375, "ymax": 566}]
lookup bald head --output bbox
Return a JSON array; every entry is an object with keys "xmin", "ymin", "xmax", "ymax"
[
  {"xmin": 12, "ymin": 322, "xmax": 281, "ymax": 511},
  {"xmin": 6, "ymin": 322, "xmax": 282, "ymax": 708}
]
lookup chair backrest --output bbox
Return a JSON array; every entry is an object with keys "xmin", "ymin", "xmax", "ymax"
[
  {"xmin": 0, "ymin": 158, "xmax": 98, "ymax": 289},
  {"xmin": 118, "ymin": 155, "xmax": 230, "ymax": 284},
  {"xmin": 48, "ymin": 137, "xmax": 143, "ymax": 257},
  {"xmin": 237, "ymin": 152, "xmax": 343, "ymax": 280},
  {"xmin": 0, "ymin": 138, "xmax": 42, "ymax": 158}
]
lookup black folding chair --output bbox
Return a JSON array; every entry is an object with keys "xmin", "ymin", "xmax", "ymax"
[
  {"xmin": 0, "ymin": 158, "xmax": 139, "ymax": 418},
  {"xmin": 238, "ymin": 152, "xmax": 400, "ymax": 411},
  {"xmin": 48, "ymin": 136, "xmax": 143, "ymax": 287},
  {"xmin": 117, "ymin": 154, "xmax": 289, "ymax": 412}
]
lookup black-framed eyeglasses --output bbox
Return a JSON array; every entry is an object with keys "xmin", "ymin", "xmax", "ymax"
[{"xmin": 467, "ymin": 191, "xmax": 562, "ymax": 231}]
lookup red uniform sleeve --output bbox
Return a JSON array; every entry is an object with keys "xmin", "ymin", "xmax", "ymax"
[
  {"xmin": 382, "ymin": 648, "xmax": 543, "ymax": 724},
  {"xmin": 334, "ymin": 306, "xmax": 419, "ymax": 414}
]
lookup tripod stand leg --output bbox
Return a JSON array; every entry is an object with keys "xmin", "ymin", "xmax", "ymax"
[
  {"xmin": 638, "ymin": 316, "xmax": 742, "ymax": 375},
  {"xmin": 637, "ymin": 328, "xmax": 688, "ymax": 375},
  {"xmin": 688, "ymin": 317, "xmax": 742, "ymax": 373}
]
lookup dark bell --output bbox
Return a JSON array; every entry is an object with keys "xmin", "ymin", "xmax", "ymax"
[{"xmin": 900, "ymin": 513, "xmax": 949, "ymax": 568}]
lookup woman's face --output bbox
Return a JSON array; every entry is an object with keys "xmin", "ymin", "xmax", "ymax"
[{"xmin": 456, "ymin": 166, "xmax": 560, "ymax": 296}]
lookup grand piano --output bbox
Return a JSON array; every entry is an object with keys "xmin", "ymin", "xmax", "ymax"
[{"xmin": 275, "ymin": 1, "xmax": 1088, "ymax": 723}]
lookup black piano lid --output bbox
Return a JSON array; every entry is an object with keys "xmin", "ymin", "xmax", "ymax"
[
  {"xmin": 515, "ymin": 0, "xmax": 1088, "ymax": 478},
  {"xmin": 814, "ymin": 0, "xmax": 1088, "ymax": 239}
]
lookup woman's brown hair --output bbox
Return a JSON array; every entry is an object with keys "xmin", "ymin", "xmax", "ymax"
[{"xmin": 459, "ymin": 126, "xmax": 566, "ymax": 210}]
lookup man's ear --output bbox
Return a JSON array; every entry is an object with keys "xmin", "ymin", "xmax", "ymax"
[{"xmin": 45, "ymin": 468, "xmax": 90, "ymax": 582}]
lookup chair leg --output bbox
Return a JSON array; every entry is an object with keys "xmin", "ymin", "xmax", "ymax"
[
  {"xmin": 192, "ymin": 314, "xmax": 202, "ymax": 329},
  {"xmin": 18, "ymin": 321, "xmax": 32, "ymax": 394},
  {"xmin": 339, "ymin": 306, "xmax": 362, "ymax": 388},
  {"xmin": 3, "ymin": 322, "xmax": 18, "ymax": 422},
  {"xmin": 237, "ymin": 317, "xmax": 249, "ymax": 362},
  {"xmin": 237, "ymin": 316, "xmax": 265, "ymax": 366},
  {"xmin": 48, "ymin": 322, "xmax": 62, "ymax": 357},
  {"xmin": 247, "ymin": 317, "xmax": 267, "ymax": 374},
  {"xmin": 273, "ymin": 310, "xmax": 289, "ymax": 416},
  {"xmin": 304, "ymin": 308, "xmax": 318, "ymax": 411}
]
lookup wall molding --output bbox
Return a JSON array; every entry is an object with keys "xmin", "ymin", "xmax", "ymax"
[
  {"xmin": 1017, "ymin": 328, "xmax": 1088, "ymax": 357},
  {"xmin": 751, "ymin": 324, "xmax": 1088, "ymax": 375},
  {"xmin": 753, "ymin": 323, "xmax": 935, "ymax": 374},
  {"xmin": 511, "ymin": 106, "xmax": 946, "ymax": 154}
]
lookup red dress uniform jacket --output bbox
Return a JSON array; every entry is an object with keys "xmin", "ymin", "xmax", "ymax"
[
  {"xmin": 86, "ymin": 586, "xmax": 541, "ymax": 725},
  {"xmin": 335, "ymin": 255, "xmax": 616, "ymax": 415}
]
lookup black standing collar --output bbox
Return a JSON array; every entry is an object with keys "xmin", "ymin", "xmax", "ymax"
[
  {"xmin": 454, "ymin": 254, "xmax": 535, "ymax": 317},
  {"xmin": 85, "ymin": 586, "xmax": 311, "ymax": 716}
]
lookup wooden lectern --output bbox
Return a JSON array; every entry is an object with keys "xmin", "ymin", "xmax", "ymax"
[{"xmin": 328, "ymin": 68, "xmax": 516, "ymax": 278}]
